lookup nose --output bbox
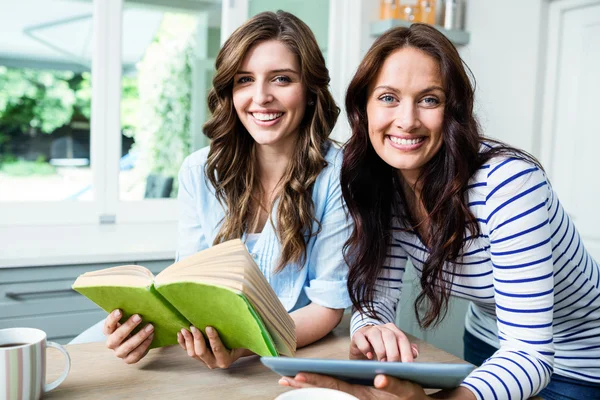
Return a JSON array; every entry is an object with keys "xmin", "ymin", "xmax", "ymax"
[
  {"xmin": 252, "ymin": 82, "xmax": 273, "ymax": 105},
  {"xmin": 394, "ymin": 102, "xmax": 421, "ymax": 132}
]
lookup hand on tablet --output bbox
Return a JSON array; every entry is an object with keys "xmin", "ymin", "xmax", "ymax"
[
  {"xmin": 177, "ymin": 325, "xmax": 250, "ymax": 369},
  {"xmin": 351, "ymin": 323, "xmax": 419, "ymax": 362},
  {"xmin": 279, "ymin": 372, "xmax": 429, "ymax": 400}
]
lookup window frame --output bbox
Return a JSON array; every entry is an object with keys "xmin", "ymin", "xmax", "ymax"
[{"xmin": 0, "ymin": 0, "xmax": 365, "ymax": 267}]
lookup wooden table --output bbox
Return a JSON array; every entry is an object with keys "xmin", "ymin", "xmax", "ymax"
[{"xmin": 46, "ymin": 318, "xmax": 467, "ymax": 399}]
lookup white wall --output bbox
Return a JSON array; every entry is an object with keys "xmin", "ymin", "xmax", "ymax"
[{"xmin": 461, "ymin": 0, "xmax": 546, "ymax": 154}]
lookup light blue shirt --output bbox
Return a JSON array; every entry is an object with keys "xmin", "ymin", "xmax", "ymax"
[{"xmin": 176, "ymin": 143, "xmax": 352, "ymax": 312}]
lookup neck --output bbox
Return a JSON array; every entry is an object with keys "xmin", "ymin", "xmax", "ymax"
[
  {"xmin": 398, "ymin": 169, "xmax": 422, "ymax": 199},
  {"xmin": 255, "ymin": 142, "xmax": 294, "ymax": 191}
]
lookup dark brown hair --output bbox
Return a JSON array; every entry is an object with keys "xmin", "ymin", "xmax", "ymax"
[
  {"xmin": 342, "ymin": 24, "xmax": 541, "ymax": 328},
  {"xmin": 203, "ymin": 11, "xmax": 339, "ymax": 271}
]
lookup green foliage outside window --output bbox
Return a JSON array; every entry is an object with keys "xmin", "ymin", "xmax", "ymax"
[{"xmin": 132, "ymin": 14, "xmax": 197, "ymax": 188}]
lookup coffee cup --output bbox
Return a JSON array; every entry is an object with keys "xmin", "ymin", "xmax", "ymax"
[{"xmin": 0, "ymin": 328, "xmax": 70, "ymax": 400}]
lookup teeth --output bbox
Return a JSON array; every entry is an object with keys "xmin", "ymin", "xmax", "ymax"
[
  {"xmin": 389, "ymin": 136, "xmax": 425, "ymax": 145},
  {"xmin": 252, "ymin": 112, "xmax": 283, "ymax": 121}
]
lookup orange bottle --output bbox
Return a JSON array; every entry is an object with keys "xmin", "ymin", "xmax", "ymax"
[{"xmin": 380, "ymin": 0, "xmax": 399, "ymax": 20}]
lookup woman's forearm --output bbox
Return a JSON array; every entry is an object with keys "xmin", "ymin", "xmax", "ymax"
[
  {"xmin": 290, "ymin": 303, "xmax": 344, "ymax": 348},
  {"xmin": 430, "ymin": 386, "xmax": 476, "ymax": 400}
]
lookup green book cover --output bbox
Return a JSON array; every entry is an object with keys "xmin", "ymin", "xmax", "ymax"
[
  {"xmin": 72, "ymin": 239, "xmax": 294, "ymax": 357},
  {"xmin": 73, "ymin": 284, "xmax": 189, "ymax": 349},
  {"xmin": 73, "ymin": 279, "xmax": 278, "ymax": 356},
  {"xmin": 155, "ymin": 282, "xmax": 277, "ymax": 357}
]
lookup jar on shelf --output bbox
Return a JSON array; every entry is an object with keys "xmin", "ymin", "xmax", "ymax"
[
  {"xmin": 441, "ymin": 0, "xmax": 466, "ymax": 30},
  {"xmin": 418, "ymin": 0, "xmax": 436, "ymax": 25},
  {"xmin": 380, "ymin": 0, "xmax": 399, "ymax": 20},
  {"xmin": 400, "ymin": 6, "xmax": 419, "ymax": 22}
]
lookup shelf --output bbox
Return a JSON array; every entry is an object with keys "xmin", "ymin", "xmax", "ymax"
[{"xmin": 370, "ymin": 19, "xmax": 470, "ymax": 46}]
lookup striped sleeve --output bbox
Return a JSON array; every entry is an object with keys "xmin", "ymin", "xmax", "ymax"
[
  {"xmin": 350, "ymin": 242, "xmax": 408, "ymax": 337},
  {"xmin": 461, "ymin": 159, "xmax": 555, "ymax": 400}
]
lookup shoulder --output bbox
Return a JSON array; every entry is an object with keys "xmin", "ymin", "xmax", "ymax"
[
  {"xmin": 315, "ymin": 142, "xmax": 343, "ymax": 190},
  {"xmin": 324, "ymin": 142, "xmax": 344, "ymax": 171},
  {"xmin": 178, "ymin": 146, "xmax": 213, "ymax": 195},
  {"xmin": 470, "ymin": 151, "xmax": 548, "ymax": 193},
  {"xmin": 179, "ymin": 146, "xmax": 210, "ymax": 179},
  {"xmin": 181, "ymin": 146, "xmax": 210, "ymax": 171}
]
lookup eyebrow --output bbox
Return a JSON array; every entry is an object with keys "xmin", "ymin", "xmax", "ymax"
[
  {"xmin": 373, "ymin": 85, "xmax": 445, "ymax": 94},
  {"xmin": 235, "ymin": 68, "xmax": 299, "ymax": 75}
]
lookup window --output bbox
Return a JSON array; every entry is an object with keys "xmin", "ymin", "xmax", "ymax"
[
  {"xmin": 0, "ymin": 0, "xmax": 359, "ymax": 266},
  {"xmin": 118, "ymin": 5, "xmax": 220, "ymax": 202}
]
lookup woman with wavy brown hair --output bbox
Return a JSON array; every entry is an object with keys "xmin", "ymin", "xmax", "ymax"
[
  {"xmin": 280, "ymin": 24, "xmax": 600, "ymax": 400},
  {"xmin": 100, "ymin": 11, "xmax": 351, "ymax": 368}
]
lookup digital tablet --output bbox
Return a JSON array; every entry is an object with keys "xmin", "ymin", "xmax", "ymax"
[{"xmin": 260, "ymin": 357, "xmax": 475, "ymax": 389}]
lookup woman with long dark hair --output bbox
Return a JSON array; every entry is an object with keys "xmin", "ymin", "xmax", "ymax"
[
  {"xmin": 280, "ymin": 24, "xmax": 600, "ymax": 399},
  {"xmin": 99, "ymin": 11, "xmax": 351, "ymax": 368}
]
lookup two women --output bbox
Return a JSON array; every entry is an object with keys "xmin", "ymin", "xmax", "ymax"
[
  {"xmin": 281, "ymin": 24, "xmax": 600, "ymax": 400},
  {"xmin": 101, "ymin": 11, "xmax": 600, "ymax": 399},
  {"xmin": 102, "ymin": 11, "xmax": 352, "ymax": 367}
]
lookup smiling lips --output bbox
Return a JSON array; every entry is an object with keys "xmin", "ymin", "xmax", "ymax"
[
  {"xmin": 387, "ymin": 135, "xmax": 426, "ymax": 150},
  {"xmin": 250, "ymin": 112, "xmax": 284, "ymax": 126}
]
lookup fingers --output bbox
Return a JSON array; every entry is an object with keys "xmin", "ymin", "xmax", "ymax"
[
  {"xmin": 113, "ymin": 322, "xmax": 154, "ymax": 359},
  {"xmin": 122, "ymin": 333, "xmax": 154, "ymax": 364},
  {"xmin": 191, "ymin": 326, "xmax": 211, "ymax": 361},
  {"xmin": 355, "ymin": 324, "xmax": 418, "ymax": 363},
  {"xmin": 395, "ymin": 329, "xmax": 414, "ymax": 363},
  {"xmin": 181, "ymin": 326, "xmax": 219, "ymax": 369},
  {"xmin": 177, "ymin": 331, "xmax": 186, "ymax": 350},
  {"xmin": 206, "ymin": 327, "xmax": 235, "ymax": 369},
  {"xmin": 279, "ymin": 376, "xmax": 313, "ymax": 389},
  {"xmin": 280, "ymin": 373, "xmax": 357, "ymax": 395},
  {"xmin": 374, "ymin": 374, "xmax": 421, "ymax": 398},
  {"xmin": 364, "ymin": 329, "xmax": 388, "ymax": 361},
  {"xmin": 106, "ymin": 314, "xmax": 143, "ymax": 350},
  {"xmin": 411, "ymin": 343, "xmax": 419, "ymax": 359},
  {"xmin": 103, "ymin": 309, "xmax": 122, "ymax": 336},
  {"xmin": 380, "ymin": 323, "xmax": 417, "ymax": 362},
  {"xmin": 380, "ymin": 328, "xmax": 400, "ymax": 362},
  {"xmin": 351, "ymin": 330, "xmax": 374, "ymax": 360}
]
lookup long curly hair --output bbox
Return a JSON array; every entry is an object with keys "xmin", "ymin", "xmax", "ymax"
[
  {"xmin": 203, "ymin": 11, "xmax": 339, "ymax": 271},
  {"xmin": 342, "ymin": 24, "xmax": 541, "ymax": 328}
]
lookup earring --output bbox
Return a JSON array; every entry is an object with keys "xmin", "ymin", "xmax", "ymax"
[{"xmin": 308, "ymin": 100, "xmax": 315, "ymax": 106}]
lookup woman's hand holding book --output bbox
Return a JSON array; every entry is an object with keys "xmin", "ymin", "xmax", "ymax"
[
  {"xmin": 177, "ymin": 325, "xmax": 253, "ymax": 369},
  {"xmin": 103, "ymin": 309, "xmax": 155, "ymax": 364}
]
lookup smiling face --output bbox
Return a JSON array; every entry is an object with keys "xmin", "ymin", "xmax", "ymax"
[
  {"xmin": 366, "ymin": 47, "xmax": 446, "ymax": 186},
  {"xmin": 232, "ymin": 40, "xmax": 307, "ymax": 153}
]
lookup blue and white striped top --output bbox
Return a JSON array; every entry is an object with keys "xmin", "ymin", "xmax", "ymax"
[{"xmin": 350, "ymin": 154, "xmax": 600, "ymax": 400}]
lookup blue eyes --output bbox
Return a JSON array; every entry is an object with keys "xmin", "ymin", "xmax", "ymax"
[
  {"xmin": 422, "ymin": 97, "xmax": 440, "ymax": 106},
  {"xmin": 235, "ymin": 76, "xmax": 292, "ymax": 84},
  {"xmin": 377, "ymin": 95, "xmax": 440, "ymax": 107}
]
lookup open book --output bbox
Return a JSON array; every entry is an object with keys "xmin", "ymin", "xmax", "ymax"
[{"xmin": 72, "ymin": 239, "xmax": 296, "ymax": 357}]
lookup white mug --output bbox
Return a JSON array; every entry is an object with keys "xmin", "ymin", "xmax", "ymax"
[
  {"xmin": 0, "ymin": 327, "xmax": 70, "ymax": 400},
  {"xmin": 275, "ymin": 388, "xmax": 359, "ymax": 400}
]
